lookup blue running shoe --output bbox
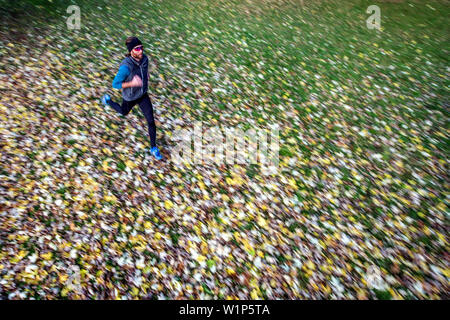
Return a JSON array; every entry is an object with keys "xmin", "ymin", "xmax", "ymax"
[
  {"xmin": 101, "ymin": 94, "xmax": 111, "ymax": 107},
  {"xmin": 150, "ymin": 146, "xmax": 163, "ymax": 160}
]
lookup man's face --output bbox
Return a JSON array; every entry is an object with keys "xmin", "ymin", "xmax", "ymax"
[{"xmin": 131, "ymin": 45, "xmax": 143, "ymax": 60}]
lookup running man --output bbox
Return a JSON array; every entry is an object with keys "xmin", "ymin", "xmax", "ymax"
[{"xmin": 101, "ymin": 36, "xmax": 163, "ymax": 160}]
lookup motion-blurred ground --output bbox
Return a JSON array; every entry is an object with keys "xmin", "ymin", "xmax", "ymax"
[{"xmin": 0, "ymin": 0, "xmax": 448, "ymax": 299}]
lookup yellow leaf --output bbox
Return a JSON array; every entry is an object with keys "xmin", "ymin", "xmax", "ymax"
[
  {"xmin": 102, "ymin": 148, "xmax": 112, "ymax": 156},
  {"xmin": 197, "ymin": 255, "xmax": 206, "ymax": 263},
  {"xmin": 226, "ymin": 268, "xmax": 235, "ymax": 275},
  {"xmin": 59, "ymin": 274, "xmax": 69, "ymax": 283},
  {"xmin": 41, "ymin": 252, "xmax": 53, "ymax": 260},
  {"xmin": 306, "ymin": 260, "xmax": 315, "ymax": 270},
  {"xmin": 125, "ymin": 160, "xmax": 136, "ymax": 169},
  {"xmin": 164, "ymin": 200, "xmax": 173, "ymax": 210},
  {"xmin": 144, "ymin": 221, "xmax": 152, "ymax": 229},
  {"xmin": 257, "ymin": 217, "xmax": 268, "ymax": 228},
  {"xmin": 61, "ymin": 288, "xmax": 69, "ymax": 297}
]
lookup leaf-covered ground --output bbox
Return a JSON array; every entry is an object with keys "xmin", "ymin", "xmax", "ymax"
[{"xmin": 0, "ymin": 0, "xmax": 448, "ymax": 299}]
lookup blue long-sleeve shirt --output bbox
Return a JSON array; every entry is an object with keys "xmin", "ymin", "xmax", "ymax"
[{"xmin": 112, "ymin": 65, "xmax": 131, "ymax": 89}]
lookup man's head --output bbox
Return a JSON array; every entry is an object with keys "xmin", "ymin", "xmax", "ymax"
[{"xmin": 126, "ymin": 36, "xmax": 143, "ymax": 61}]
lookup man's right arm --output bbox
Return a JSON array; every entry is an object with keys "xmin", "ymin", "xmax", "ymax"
[
  {"xmin": 112, "ymin": 65, "xmax": 142, "ymax": 89},
  {"xmin": 112, "ymin": 65, "xmax": 130, "ymax": 89}
]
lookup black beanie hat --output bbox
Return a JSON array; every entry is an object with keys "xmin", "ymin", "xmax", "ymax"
[{"xmin": 126, "ymin": 37, "xmax": 142, "ymax": 53}]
